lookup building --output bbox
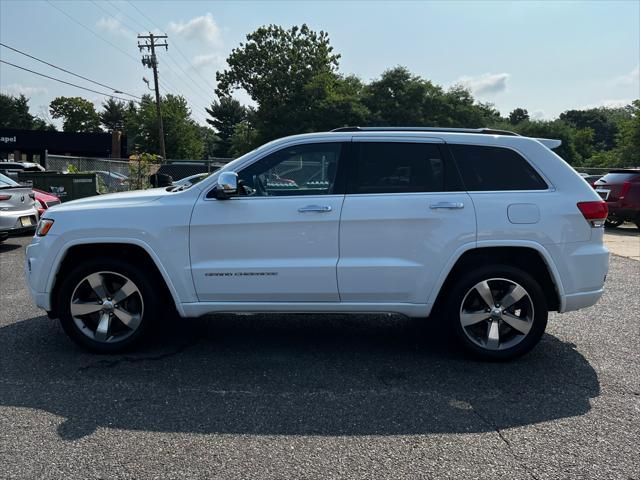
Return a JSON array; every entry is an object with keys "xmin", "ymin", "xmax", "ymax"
[{"xmin": 0, "ymin": 128, "xmax": 127, "ymax": 166}]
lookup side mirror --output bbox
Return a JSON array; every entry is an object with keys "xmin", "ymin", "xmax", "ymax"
[{"xmin": 214, "ymin": 171, "xmax": 238, "ymax": 199}]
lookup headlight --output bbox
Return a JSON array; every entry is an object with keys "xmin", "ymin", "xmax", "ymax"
[{"xmin": 36, "ymin": 219, "xmax": 54, "ymax": 237}]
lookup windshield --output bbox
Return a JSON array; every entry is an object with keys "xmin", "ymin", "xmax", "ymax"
[
  {"xmin": 215, "ymin": 139, "xmax": 283, "ymax": 175},
  {"xmin": 0, "ymin": 172, "xmax": 20, "ymax": 187}
]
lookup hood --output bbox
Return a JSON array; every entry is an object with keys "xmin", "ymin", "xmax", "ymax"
[{"xmin": 47, "ymin": 188, "xmax": 167, "ymax": 212}]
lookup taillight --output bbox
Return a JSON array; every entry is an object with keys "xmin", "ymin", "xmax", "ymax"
[
  {"xmin": 0, "ymin": 194, "xmax": 11, "ymax": 201},
  {"xmin": 619, "ymin": 181, "xmax": 631, "ymax": 200},
  {"xmin": 577, "ymin": 201, "xmax": 608, "ymax": 227}
]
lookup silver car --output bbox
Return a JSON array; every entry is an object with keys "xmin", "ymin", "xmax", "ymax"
[{"xmin": 0, "ymin": 173, "xmax": 39, "ymax": 235}]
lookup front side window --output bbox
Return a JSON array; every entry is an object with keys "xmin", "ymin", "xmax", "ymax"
[
  {"xmin": 238, "ymin": 143, "xmax": 342, "ymax": 196},
  {"xmin": 349, "ymin": 142, "xmax": 449, "ymax": 194},
  {"xmin": 450, "ymin": 144, "xmax": 548, "ymax": 191}
]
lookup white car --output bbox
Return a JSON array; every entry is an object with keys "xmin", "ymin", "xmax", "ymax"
[{"xmin": 25, "ymin": 127, "xmax": 610, "ymax": 360}]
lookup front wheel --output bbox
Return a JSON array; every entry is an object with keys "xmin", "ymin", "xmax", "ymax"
[
  {"xmin": 445, "ymin": 265, "xmax": 548, "ymax": 361},
  {"xmin": 57, "ymin": 258, "xmax": 160, "ymax": 353}
]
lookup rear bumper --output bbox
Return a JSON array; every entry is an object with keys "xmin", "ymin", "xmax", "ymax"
[
  {"xmin": 606, "ymin": 205, "xmax": 639, "ymax": 221},
  {"xmin": 547, "ymin": 238, "xmax": 609, "ymax": 313},
  {"xmin": 563, "ymin": 289, "xmax": 605, "ymax": 312},
  {"xmin": 0, "ymin": 208, "xmax": 38, "ymax": 233}
]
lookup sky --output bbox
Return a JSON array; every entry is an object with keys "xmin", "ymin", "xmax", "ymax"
[{"xmin": 0, "ymin": 0, "xmax": 638, "ymax": 127}]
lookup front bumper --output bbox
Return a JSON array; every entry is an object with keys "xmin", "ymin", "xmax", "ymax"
[{"xmin": 25, "ymin": 236, "xmax": 56, "ymax": 311}]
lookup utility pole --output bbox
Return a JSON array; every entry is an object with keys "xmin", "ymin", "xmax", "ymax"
[{"xmin": 138, "ymin": 33, "xmax": 168, "ymax": 160}]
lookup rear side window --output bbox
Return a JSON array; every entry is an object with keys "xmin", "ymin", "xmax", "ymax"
[
  {"xmin": 450, "ymin": 145, "xmax": 547, "ymax": 191},
  {"xmin": 349, "ymin": 142, "xmax": 456, "ymax": 194}
]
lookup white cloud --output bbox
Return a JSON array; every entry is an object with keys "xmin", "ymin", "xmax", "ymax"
[
  {"xmin": 579, "ymin": 98, "xmax": 634, "ymax": 110},
  {"xmin": 613, "ymin": 65, "xmax": 639, "ymax": 86},
  {"xmin": 96, "ymin": 17, "xmax": 132, "ymax": 38},
  {"xmin": 192, "ymin": 53, "xmax": 224, "ymax": 71},
  {"xmin": 1, "ymin": 83, "xmax": 48, "ymax": 96},
  {"xmin": 530, "ymin": 110, "xmax": 548, "ymax": 120},
  {"xmin": 455, "ymin": 73, "xmax": 510, "ymax": 96},
  {"xmin": 168, "ymin": 13, "xmax": 221, "ymax": 46}
]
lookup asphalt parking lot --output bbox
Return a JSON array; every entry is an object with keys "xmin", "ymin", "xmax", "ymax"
[{"xmin": 1, "ymin": 235, "xmax": 638, "ymax": 479}]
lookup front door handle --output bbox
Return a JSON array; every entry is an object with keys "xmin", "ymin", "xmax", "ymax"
[
  {"xmin": 429, "ymin": 202, "xmax": 464, "ymax": 209},
  {"xmin": 298, "ymin": 205, "xmax": 332, "ymax": 213}
]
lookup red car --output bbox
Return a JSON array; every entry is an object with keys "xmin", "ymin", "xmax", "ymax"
[
  {"xmin": 33, "ymin": 188, "xmax": 61, "ymax": 217},
  {"xmin": 593, "ymin": 169, "xmax": 640, "ymax": 230}
]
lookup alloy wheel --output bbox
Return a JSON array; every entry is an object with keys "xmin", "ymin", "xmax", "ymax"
[
  {"xmin": 459, "ymin": 277, "xmax": 534, "ymax": 351},
  {"xmin": 70, "ymin": 271, "xmax": 144, "ymax": 343}
]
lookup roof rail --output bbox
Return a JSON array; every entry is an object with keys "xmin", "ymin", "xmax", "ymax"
[{"xmin": 330, "ymin": 126, "xmax": 520, "ymax": 136}]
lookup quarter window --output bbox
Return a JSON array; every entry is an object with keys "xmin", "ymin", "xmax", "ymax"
[
  {"xmin": 350, "ymin": 142, "xmax": 449, "ymax": 194},
  {"xmin": 449, "ymin": 144, "xmax": 547, "ymax": 191},
  {"xmin": 238, "ymin": 143, "xmax": 342, "ymax": 196}
]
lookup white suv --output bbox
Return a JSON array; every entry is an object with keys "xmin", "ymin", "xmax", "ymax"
[{"xmin": 25, "ymin": 127, "xmax": 610, "ymax": 360}]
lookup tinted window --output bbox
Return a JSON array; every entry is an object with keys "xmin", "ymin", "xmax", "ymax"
[
  {"xmin": 238, "ymin": 143, "xmax": 342, "ymax": 196},
  {"xmin": 449, "ymin": 145, "xmax": 547, "ymax": 191},
  {"xmin": 350, "ymin": 142, "xmax": 449, "ymax": 194},
  {"xmin": 597, "ymin": 173, "xmax": 640, "ymax": 184},
  {"xmin": 0, "ymin": 173, "xmax": 19, "ymax": 187}
]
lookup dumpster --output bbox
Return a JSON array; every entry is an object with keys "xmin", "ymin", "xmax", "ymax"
[{"xmin": 17, "ymin": 172, "xmax": 97, "ymax": 202}]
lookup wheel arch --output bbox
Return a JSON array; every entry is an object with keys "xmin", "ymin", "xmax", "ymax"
[
  {"xmin": 48, "ymin": 239, "xmax": 184, "ymax": 318},
  {"xmin": 429, "ymin": 243, "xmax": 564, "ymax": 316}
]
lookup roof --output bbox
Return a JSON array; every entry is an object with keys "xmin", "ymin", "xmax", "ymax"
[{"xmin": 331, "ymin": 126, "xmax": 520, "ymax": 136}]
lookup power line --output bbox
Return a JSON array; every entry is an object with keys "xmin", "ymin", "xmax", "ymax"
[
  {"xmin": 138, "ymin": 33, "xmax": 168, "ymax": 159},
  {"xmin": 126, "ymin": 1, "xmax": 217, "ymax": 93},
  {"xmin": 116, "ymin": 1, "xmax": 214, "ymax": 100},
  {"xmin": 46, "ymin": 0, "xmax": 139, "ymax": 64},
  {"xmin": 88, "ymin": 0, "xmax": 212, "ymax": 120},
  {"xmin": 0, "ymin": 42, "xmax": 141, "ymax": 100},
  {"xmin": 0, "ymin": 59, "xmax": 138, "ymax": 103}
]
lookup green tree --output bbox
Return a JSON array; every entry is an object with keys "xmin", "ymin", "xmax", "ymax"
[
  {"xmin": 614, "ymin": 99, "xmax": 640, "ymax": 167},
  {"xmin": 362, "ymin": 68, "xmax": 501, "ymax": 128},
  {"xmin": 573, "ymin": 128, "xmax": 595, "ymax": 160},
  {"xmin": 49, "ymin": 96, "xmax": 101, "ymax": 132},
  {"xmin": 302, "ymin": 72, "xmax": 370, "ymax": 130},
  {"xmin": 0, "ymin": 93, "xmax": 33, "ymax": 128},
  {"xmin": 559, "ymin": 108, "xmax": 619, "ymax": 151},
  {"xmin": 510, "ymin": 120, "xmax": 583, "ymax": 165},
  {"xmin": 363, "ymin": 67, "xmax": 440, "ymax": 126},
  {"xmin": 216, "ymin": 24, "xmax": 341, "ymax": 140},
  {"xmin": 508, "ymin": 108, "xmax": 530, "ymax": 125},
  {"xmin": 0, "ymin": 93, "xmax": 55, "ymax": 130},
  {"xmin": 127, "ymin": 94, "xmax": 203, "ymax": 159},
  {"xmin": 229, "ymin": 120, "xmax": 260, "ymax": 157},
  {"xmin": 197, "ymin": 125, "xmax": 222, "ymax": 159},
  {"xmin": 441, "ymin": 85, "xmax": 502, "ymax": 127},
  {"xmin": 99, "ymin": 98, "xmax": 127, "ymax": 132},
  {"xmin": 205, "ymin": 96, "xmax": 247, "ymax": 157}
]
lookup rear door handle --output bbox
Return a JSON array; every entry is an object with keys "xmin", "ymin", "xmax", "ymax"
[
  {"xmin": 298, "ymin": 205, "xmax": 332, "ymax": 213},
  {"xmin": 429, "ymin": 202, "xmax": 464, "ymax": 209}
]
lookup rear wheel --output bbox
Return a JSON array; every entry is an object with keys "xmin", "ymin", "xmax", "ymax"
[
  {"xmin": 445, "ymin": 265, "xmax": 548, "ymax": 361},
  {"xmin": 58, "ymin": 258, "xmax": 160, "ymax": 353},
  {"xmin": 605, "ymin": 217, "xmax": 624, "ymax": 229}
]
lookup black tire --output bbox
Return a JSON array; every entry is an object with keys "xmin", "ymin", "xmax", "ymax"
[
  {"xmin": 604, "ymin": 217, "xmax": 624, "ymax": 229},
  {"xmin": 57, "ymin": 257, "xmax": 161, "ymax": 353},
  {"xmin": 445, "ymin": 265, "xmax": 548, "ymax": 361}
]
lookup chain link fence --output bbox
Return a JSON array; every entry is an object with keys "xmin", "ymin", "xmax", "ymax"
[{"xmin": 45, "ymin": 155, "xmax": 233, "ymax": 193}]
